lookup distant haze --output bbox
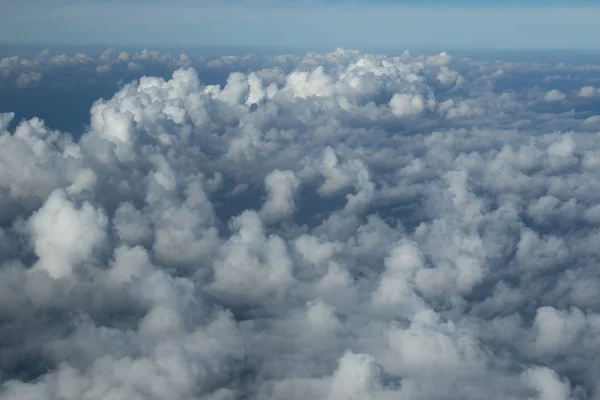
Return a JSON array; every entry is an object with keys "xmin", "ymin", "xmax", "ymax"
[{"xmin": 2, "ymin": 0, "xmax": 600, "ymax": 50}]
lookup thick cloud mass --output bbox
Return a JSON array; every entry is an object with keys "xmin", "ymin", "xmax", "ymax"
[{"xmin": 2, "ymin": 48, "xmax": 600, "ymax": 399}]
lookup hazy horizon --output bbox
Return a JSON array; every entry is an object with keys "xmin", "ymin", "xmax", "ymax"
[{"xmin": 4, "ymin": 0, "xmax": 600, "ymax": 50}]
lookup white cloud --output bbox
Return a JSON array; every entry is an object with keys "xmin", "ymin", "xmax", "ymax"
[
  {"xmin": 522, "ymin": 367, "xmax": 572, "ymax": 400},
  {"xmin": 260, "ymin": 169, "xmax": 301, "ymax": 223},
  {"xmin": 533, "ymin": 306, "xmax": 586, "ymax": 355},
  {"xmin": 578, "ymin": 86, "xmax": 600, "ymax": 97},
  {"xmin": 95, "ymin": 64, "xmax": 112, "ymax": 74},
  {"xmin": 29, "ymin": 189, "xmax": 108, "ymax": 278},
  {"xmin": 543, "ymin": 89, "xmax": 566, "ymax": 101},
  {"xmin": 389, "ymin": 93, "xmax": 428, "ymax": 117},
  {"xmin": 2, "ymin": 48, "xmax": 600, "ymax": 399},
  {"xmin": 584, "ymin": 115, "xmax": 600, "ymax": 124},
  {"xmin": 15, "ymin": 71, "xmax": 41, "ymax": 87}
]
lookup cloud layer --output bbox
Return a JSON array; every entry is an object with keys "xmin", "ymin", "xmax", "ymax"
[{"xmin": 1, "ymin": 48, "xmax": 600, "ymax": 399}]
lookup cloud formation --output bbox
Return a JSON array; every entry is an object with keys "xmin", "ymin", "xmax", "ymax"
[{"xmin": 1, "ymin": 48, "xmax": 600, "ymax": 399}]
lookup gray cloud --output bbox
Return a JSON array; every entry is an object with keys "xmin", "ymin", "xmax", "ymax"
[{"xmin": 1, "ymin": 48, "xmax": 600, "ymax": 399}]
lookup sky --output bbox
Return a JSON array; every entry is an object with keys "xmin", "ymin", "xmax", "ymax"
[
  {"xmin": 2, "ymin": 0, "xmax": 600, "ymax": 50},
  {"xmin": 4, "ymin": 1, "xmax": 600, "ymax": 399}
]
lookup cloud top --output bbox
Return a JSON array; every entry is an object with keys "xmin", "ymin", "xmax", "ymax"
[{"xmin": 1, "ymin": 48, "xmax": 600, "ymax": 399}]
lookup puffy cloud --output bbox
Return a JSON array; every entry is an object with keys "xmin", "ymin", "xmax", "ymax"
[
  {"xmin": 327, "ymin": 351, "xmax": 390, "ymax": 400},
  {"xmin": 260, "ymin": 169, "xmax": 301, "ymax": 223},
  {"xmin": 543, "ymin": 89, "xmax": 566, "ymax": 101},
  {"xmin": 584, "ymin": 115, "xmax": 600, "ymax": 124},
  {"xmin": 389, "ymin": 93, "xmax": 429, "ymax": 117},
  {"xmin": 15, "ymin": 71, "xmax": 42, "ymax": 87},
  {"xmin": 2, "ymin": 47, "xmax": 600, "ymax": 399},
  {"xmin": 29, "ymin": 189, "xmax": 108, "ymax": 278},
  {"xmin": 209, "ymin": 210, "xmax": 294, "ymax": 305},
  {"xmin": 578, "ymin": 86, "xmax": 600, "ymax": 97},
  {"xmin": 522, "ymin": 367, "xmax": 572, "ymax": 400},
  {"xmin": 533, "ymin": 306, "xmax": 586, "ymax": 356}
]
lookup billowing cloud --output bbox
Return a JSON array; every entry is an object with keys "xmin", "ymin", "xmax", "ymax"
[
  {"xmin": 578, "ymin": 85, "xmax": 600, "ymax": 97},
  {"xmin": 543, "ymin": 89, "xmax": 567, "ymax": 101},
  {"xmin": 1, "ymin": 48, "xmax": 600, "ymax": 399}
]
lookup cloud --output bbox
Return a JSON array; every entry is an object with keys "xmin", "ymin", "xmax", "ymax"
[
  {"xmin": 578, "ymin": 85, "xmax": 600, "ymax": 97},
  {"xmin": 29, "ymin": 189, "xmax": 108, "ymax": 279},
  {"xmin": 15, "ymin": 71, "xmax": 42, "ymax": 88},
  {"xmin": 2, "ymin": 48, "xmax": 600, "ymax": 399},
  {"xmin": 259, "ymin": 169, "xmax": 301, "ymax": 223},
  {"xmin": 544, "ymin": 89, "xmax": 567, "ymax": 101}
]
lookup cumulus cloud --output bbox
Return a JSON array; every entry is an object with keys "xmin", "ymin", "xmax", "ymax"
[
  {"xmin": 578, "ymin": 86, "xmax": 600, "ymax": 97},
  {"xmin": 0, "ymin": 48, "xmax": 197, "ymax": 90},
  {"xmin": 260, "ymin": 169, "xmax": 301, "ymax": 223},
  {"xmin": 1, "ymin": 48, "xmax": 600, "ymax": 399},
  {"xmin": 15, "ymin": 71, "xmax": 42, "ymax": 87},
  {"xmin": 29, "ymin": 189, "xmax": 108, "ymax": 278},
  {"xmin": 543, "ymin": 89, "xmax": 566, "ymax": 101}
]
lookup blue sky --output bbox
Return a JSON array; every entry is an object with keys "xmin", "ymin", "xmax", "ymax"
[{"xmin": 2, "ymin": 0, "xmax": 600, "ymax": 50}]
